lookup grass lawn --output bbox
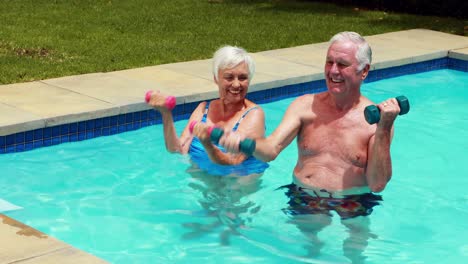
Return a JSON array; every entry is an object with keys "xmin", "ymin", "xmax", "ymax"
[{"xmin": 0, "ymin": 0, "xmax": 466, "ymax": 84}]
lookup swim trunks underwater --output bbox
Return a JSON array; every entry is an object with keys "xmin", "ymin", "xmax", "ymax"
[{"xmin": 278, "ymin": 183, "xmax": 383, "ymax": 220}]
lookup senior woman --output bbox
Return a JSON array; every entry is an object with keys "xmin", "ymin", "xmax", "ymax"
[{"xmin": 146, "ymin": 45, "xmax": 268, "ymax": 177}]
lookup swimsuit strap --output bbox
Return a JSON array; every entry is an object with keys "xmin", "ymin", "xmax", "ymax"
[
  {"xmin": 201, "ymin": 101, "xmax": 210, "ymax": 123},
  {"xmin": 232, "ymin": 106, "xmax": 259, "ymax": 132},
  {"xmin": 202, "ymin": 102, "xmax": 259, "ymax": 131}
]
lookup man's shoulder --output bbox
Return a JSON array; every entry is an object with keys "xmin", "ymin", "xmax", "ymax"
[
  {"xmin": 293, "ymin": 93, "xmax": 316, "ymax": 104},
  {"xmin": 360, "ymin": 95, "xmax": 374, "ymax": 105},
  {"xmin": 359, "ymin": 96, "xmax": 375, "ymax": 110}
]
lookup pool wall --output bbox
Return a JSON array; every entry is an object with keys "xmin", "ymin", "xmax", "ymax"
[{"xmin": 0, "ymin": 57, "xmax": 467, "ymax": 154}]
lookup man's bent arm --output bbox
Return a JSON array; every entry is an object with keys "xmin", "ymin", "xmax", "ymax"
[{"xmin": 366, "ymin": 126, "xmax": 394, "ymax": 192}]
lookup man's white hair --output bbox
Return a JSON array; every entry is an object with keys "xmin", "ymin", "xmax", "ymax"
[{"xmin": 330, "ymin": 31, "xmax": 372, "ymax": 72}]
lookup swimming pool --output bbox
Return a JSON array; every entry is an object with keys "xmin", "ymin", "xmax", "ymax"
[{"xmin": 1, "ymin": 69, "xmax": 467, "ymax": 263}]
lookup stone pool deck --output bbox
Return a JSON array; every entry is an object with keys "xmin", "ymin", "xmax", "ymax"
[{"xmin": 1, "ymin": 29, "xmax": 467, "ymax": 263}]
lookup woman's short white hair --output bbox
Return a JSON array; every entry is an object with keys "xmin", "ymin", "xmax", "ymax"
[
  {"xmin": 212, "ymin": 45, "xmax": 255, "ymax": 81},
  {"xmin": 329, "ymin": 31, "xmax": 372, "ymax": 72}
]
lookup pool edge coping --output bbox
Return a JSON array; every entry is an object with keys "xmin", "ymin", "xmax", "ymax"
[{"xmin": 1, "ymin": 56, "xmax": 466, "ymax": 155}]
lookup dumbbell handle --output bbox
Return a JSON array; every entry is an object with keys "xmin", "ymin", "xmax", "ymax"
[
  {"xmin": 364, "ymin": 95, "xmax": 410, "ymax": 124},
  {"xmin": 145, "ymin": 90, "xmax": 176, "ymax": 110},
  {"xmin": 189, "ymin": 121, "xmax": 256, "ymax": 156}
]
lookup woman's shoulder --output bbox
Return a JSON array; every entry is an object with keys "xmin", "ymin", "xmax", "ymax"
[
  {"xmin": 244, "ymin": 99, "xmax": 262, "ymax": 109},
  {"xmin": 206, "ymin": 99, "xmax": 222, "ymax": 109},
  {"xmin": 196, "ymin": 100, "xmax": 208, "ymax": 107}
]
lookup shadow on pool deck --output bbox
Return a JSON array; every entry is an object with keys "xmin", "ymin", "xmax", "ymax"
[{"xmin": 0, "ymin": 29, "xmax": 467, "ymax": 263}]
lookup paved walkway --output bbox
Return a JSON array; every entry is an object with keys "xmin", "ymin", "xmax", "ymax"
[{"xmin": 0, "ymin": 29, "xmax": 467, "ymax": 263}]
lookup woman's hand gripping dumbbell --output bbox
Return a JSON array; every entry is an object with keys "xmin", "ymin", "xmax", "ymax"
[
  {"xmin": 189, "ymin": 121, "xmax": 256, "ymax": 156},
  {"xmin": 145, "ymin": 90, "xmax": 176, "ymax": 111}
]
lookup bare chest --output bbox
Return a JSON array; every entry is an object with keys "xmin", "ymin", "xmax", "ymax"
[{"xmin": 298, "ymin": 114, "xmax": 373, "ymax": 168}]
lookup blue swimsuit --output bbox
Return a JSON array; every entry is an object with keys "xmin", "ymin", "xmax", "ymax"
[{"xmin": 188, "ymin": 102, "xmax": 269, "ymax": 176}]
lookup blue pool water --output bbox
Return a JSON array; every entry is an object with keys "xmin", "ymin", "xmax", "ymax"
[{"xmin": 1, "ymin": 69, "xmax": 467, "ymax": 263}]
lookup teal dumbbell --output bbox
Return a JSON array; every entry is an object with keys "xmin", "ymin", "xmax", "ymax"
[
  {"xmin": 189, "ymin": 121, "xmax": 256, "ymax": 156},
  {"xmin": 209, "ymin": 128, "xmax": 256, "ymax": 156},
  {"xmin": 364, "ymin": 96, "xmax": 410, "ymax": 124}
]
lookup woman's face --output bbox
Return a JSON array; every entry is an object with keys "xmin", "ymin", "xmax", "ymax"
[{"xmin": 215, "ymin": 61, "xmax": 250, "ymax": 104}]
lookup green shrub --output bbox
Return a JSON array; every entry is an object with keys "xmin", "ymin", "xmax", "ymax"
[{"xmin": 308, "ymin": 0, "xmax": 467, "ymax": 18}]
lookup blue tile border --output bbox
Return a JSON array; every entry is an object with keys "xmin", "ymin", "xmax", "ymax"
[
  {"xmin": 366, "ymin": 58, "xmax": 450, "ymax": 83},
  {"xmin": 449, "ymin": 58, "xmax": 468, "ymax": 72},
  {"xmin": 248, "ymin": 79, "xmax": 327, "ymax": 104},
  {"xmin": 1, "ymin": 57, "xmax": 467, "ymax": 154}
]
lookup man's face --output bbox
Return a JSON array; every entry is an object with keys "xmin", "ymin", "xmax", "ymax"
[
  {"xmin": 215, "ymin": 61, "xmax": 250, "ymax": 104},
  {"xmin": 324, "ymin": 41, "xmax": 368, "ymax": 95}
]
